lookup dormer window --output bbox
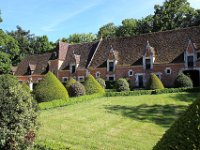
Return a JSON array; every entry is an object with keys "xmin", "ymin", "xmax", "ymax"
[
  {"xmin": 187, "ymin": 56, "xmax": 194, "ymax": 68},
  {"xmin": 185, "ymin": 40, "xmax": 196, "ymax": 68},
  {"xmin": 107, "ymin": 60, "xmax": 115, "ymax": 72},
  {"xmin": 143, "ymin": 41, "xmax": 155, "ymax": 70},
  {"xmin": 70, "ymin": 64, "xmax": 76, "ymax": 74},
  {"xmin": 145, "ymin": 59, "xmax": 151, "ymax": 70}
]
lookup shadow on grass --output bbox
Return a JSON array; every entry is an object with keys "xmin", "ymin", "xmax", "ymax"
[
  {"xmin": 105, "ymin": 104, "xmax": 187, "ymax": 128},
  {"xmin": 170, "ymin": 92, "xmax": 198, "ymax": 102}
]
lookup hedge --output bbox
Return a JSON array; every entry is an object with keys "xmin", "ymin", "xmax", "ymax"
[
  {"xmin": 116, "ymin": 78, "xmax": 130, "ymax": 92},
  {"xmin": 106, "ymin": 87, "xmax": 200, "ymax": 97},
  {"xmin": 146, "ymin": 73, "xmax": 164, "ymax": 90},
  {"xmin": 38, "ymin": 94, "xmax": 104, "ymax": 110},
  {"xmin": 153, "ymin": 97, "xmax": 200, "ymax": 150},
  {"xmin": 174, "ymin": 73, "xmax": 193, "ymax": 88},
  {"xmin": 34, "ymin": 72, "xmax": 69, "ymax": 102},
  {"xmin": 84, "ymin": 74, "xmax": 105, "ymax": 95}
]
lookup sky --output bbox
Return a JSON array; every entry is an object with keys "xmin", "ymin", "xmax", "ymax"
[{"xmin": 1, "ymin": 0, "xmax": 200, "ymax": 42}]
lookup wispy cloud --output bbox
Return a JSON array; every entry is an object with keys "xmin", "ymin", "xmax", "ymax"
[{"xmin": 41, "ymin": 1, "xmax": 102, "ymax": 32}]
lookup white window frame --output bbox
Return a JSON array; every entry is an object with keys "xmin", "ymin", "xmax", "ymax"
[
  {"xmin": 96, "ymin": 71, "xmax": 101, "ymax": 78},
  {"xmin": 128, "ymin": 70, "xmax": 134, "ymax": 77},
  {"xmin": 135, "ymin": 73, "xmax": 145, "ymax": 87},
  {"xmin": 107, "ymin": 60, "xmax": 115, "ymax": 72},
  {"xmin": 78, "ymin": 76, "xmax": 85, "ymax": 82},
  {"xmin": 62, "ymin": 77, "xmax": 68, "ymax": 83},
  {"xmin": 70, "ymin": 63, "xmax": 76, "ymax": 74},
  {"xmin": 143, "ymin": 57, "xmax": 153, "ymax": 70},
  {"xmin": 106, "ymin": 74, "xmax": 115, "ymax": 81},
  {"xmin": 165, "ymin": 67, "xmax": 172, "ymax": 75}
]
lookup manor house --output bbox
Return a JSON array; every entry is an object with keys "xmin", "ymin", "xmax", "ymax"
[{"xmin": 12, "ymin": 26, "xmax": 200, "ymax": 90}]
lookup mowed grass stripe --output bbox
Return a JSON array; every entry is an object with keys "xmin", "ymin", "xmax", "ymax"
[{"xmin": 36, "ymin": 93, "xmax": 197, "ymax": 150}]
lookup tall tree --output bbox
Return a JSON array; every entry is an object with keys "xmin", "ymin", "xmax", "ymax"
[
  {"xmin": 0, "ymin": 30, "xmax": 20, "ymax": 65},
  {"xmin": 137, "ymin": 15, "xmax": 154, "ymax": 34},
  {"xmin": 68, "ymin": 33, "xmax": 96, "ymax": 44},
  {"xmin": 116, "ymin": 19, "xmax": 138, "ymax": 37},
  {"xmin": 97, "ymin": 23, "xmax": 117, "ymax": 39},
  {"xmin": 153, "ymin": 0, "xmax": 197, "ymax": 31},
  {"xmin": 32, "ymin": 35, "xmax": 54, "ymax": 53},
  {"xmin": 0, "ymin": 52, "xmax": 11, "ymax": 74}
]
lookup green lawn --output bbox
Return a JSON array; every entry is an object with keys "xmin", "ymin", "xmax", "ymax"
[{"xmin": 36, "ymin": 93, "xmax": 197, "ymax": 150}]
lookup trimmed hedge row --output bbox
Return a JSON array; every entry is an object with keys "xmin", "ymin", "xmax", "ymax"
[
  {"xmin": 38, "ymin": 94, "xmax": 104, "ymax": 110},
  {"xmin": 106, "ymin": 87, "xmax": 200, "ymax": 97}
]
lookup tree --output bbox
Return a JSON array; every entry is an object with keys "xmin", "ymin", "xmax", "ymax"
[
  {"xmin": 68, "ymin": 33, "xmax": 96, "ymax": 44},
  {"xmin": 34, "ymin": 72, "xmax": 69, "ymax": 102},
  {"xmin": 84, "ymin": 74, "xmax": 105, "ymax": 95},
  {"xmin": 0, "ymin": 52, "xmax": 11, "ymax": 74},
  {"xmin": 116, "ymin": 19, "xmax": 138, "ymax": 37},
  {"xmin": 153, "ymin": 97, "xmax": 200, "ymax": 150},
  {"xmin": 0, "ymin": 30, "xmax": 20, "ymax": 65},
  {"xmin": 32, "ymin": 35, "xmax": 54, "ymax": 53},
  {"xmin": 137, "ymin": 15, "xmax": 154, "ymax": 34},
  {"xmin": 0, "ymin": 74, "xmax": 38, "ymax": 149},
  {"xmin": 97, "ymin": 23, "xmax": 117, "ymax": 39},
  {"xmin": 153, "ymin": 0, "xmax": 197, "ymax": 31},
  {"xmin": 147, "ymin": 73, "xmax": 164, "ymax": 90}
]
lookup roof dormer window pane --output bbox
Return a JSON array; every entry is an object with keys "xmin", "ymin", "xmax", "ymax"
[{"xmin": 145, "ymin": 59, "xmax": 151, "ymax": 70}]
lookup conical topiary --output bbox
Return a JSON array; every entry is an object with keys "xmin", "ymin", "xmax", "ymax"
[
  {"xmin": 116, "ymin": 78, "xmax": 130, "ymax": 92},
  {"xmin": 65, "ymin": 77, "xmax": 76, "ymax": 90},
  {"xmin": 34, "ymin": 71, "xmax": 69, "ymax": 102},
  {"xmin": 68, "ymin": 81, "xmax": 86, "ymax": 97},
  {"xmin": 84, "ymin": 74, "xmax": 105, "ymax": 95},
  {"xmin": 147, "ymin": 73, "xmax": 164, "ymax": 90},
  {"xmin": 153, "ymin": 97, "xmax": 200, "ymax": 150},
  {"xmin": 174, "ymin": 73, "xmax": 193, "ymax": 88}
]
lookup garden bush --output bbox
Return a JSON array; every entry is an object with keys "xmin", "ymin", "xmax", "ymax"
[
  {"xmin": 21, "ymin": 82, "xmax": 31, "ymax": 93},
  {"xmin": 84, "ymin": 74, "xmax": 105, "ymax": 95},
  {"xmin": 97, "ymin": 78, "xmax": 106, "ymax": 89},
  {"xmin": 116, "ymin": 78, "xmax": 130, "ymax": 92},
  {"xmin": 0, "ymin": 74, "xmax": 38, "ymax": 150},
  {"xmin": 34, "ymin": 72, "xmax": 69, "ymax": 102},
  {"xmin": 174, "ymin": 73, "xmax": 193, "ymax": 88},
  {"xmin": 68, "ymin": 81, "xmax": 86, "ymax": 97},
  {"xmin": 146, "ymin": 73, "xmax": 164, "ymax": 90},
  {"xmin": 65, "ymin": 77, "xmax": 76, "ymax": 90},
  {"xmin": 153, "ymin": 97, "xmax": 200, "ymax": 150}
]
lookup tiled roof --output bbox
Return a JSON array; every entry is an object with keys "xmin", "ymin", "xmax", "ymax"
[
  {"xmin": 14, "ymin": 53, "xmax": 52, "ymax": 76},
  {"xmin": 60, "ymin": 41, "xmax": 99, "ymax": 70},
  {"xmin": 89, "ymin": 26, "xmax": 200, "ymax": 68}
]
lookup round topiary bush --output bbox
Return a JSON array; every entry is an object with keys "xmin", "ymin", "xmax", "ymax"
[
  {"xmin": 0, "ymin": 74, "xmax": 38, "ymax": 150},
  {"xmin": 34, "ymin": 71, "xmax": 69, "ymax": 102},
  {"xmin": 65, "ymin": 77, "xmax": 76, "ymax": 90},
  {"xmin": 68, "ymin": 81, "xmax": 86, "ymax": 97},
  {"xmin": 153, "ymin": 97, "xmax": 200, "ymax": 150},
  {"xmin": 84, "ymin": 74, "xmax": 105, "ymax": 95},
  {"xmin": 174, "ymin": 73, "xmax": 193, "ymax": 88},
  {"xmin": 96, "ymin": 78, "xmax": 106, "ymax": 89},
  {"xmin": 116, "ymin": 78, "xmax": 130, "ymax": 92},
  {"xmin": 146, "ymin": 73, "xmax": 164, "ymax": 90}
]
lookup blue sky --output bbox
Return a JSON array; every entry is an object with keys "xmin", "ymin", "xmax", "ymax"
[{"xmin": 1, "ymin": 0, "xmax": 200, "ymax": 42}]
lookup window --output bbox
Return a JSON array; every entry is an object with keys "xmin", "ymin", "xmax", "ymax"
[
  {"xmin": 187, "ymin": 56, "xmax": 194, "ymax": 67},
  {"xmin": 78, "ymin": 76, "xmax": 85, "ymax": 82},
  {"xmin": 70, "ymin": 64, "xmax": 76, "ymax": 74},
  {"xmin": 128, "ymin": 70, "xmax": 133, "ymax": 77},
  {"xmin": 108, "ymin": 61, "xmax": 114, "ymax": 72},
  {"xmin": 145, "ymin": 59, "xmax": 151, "ymax": 70},
  {"xmin": 107, "ymin": 75, "xmax": 115, "ymax": 81},
  {"xmin": 165, "ymin": 68, "xmax": 172, "ymax": 75},
  {"xmin": 96, "ymin": 72, "xmax": 101, "ymax": 78},
  {"xmin": 62, "ymin": 77, "xmax": 68, "ymax": 83}
]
